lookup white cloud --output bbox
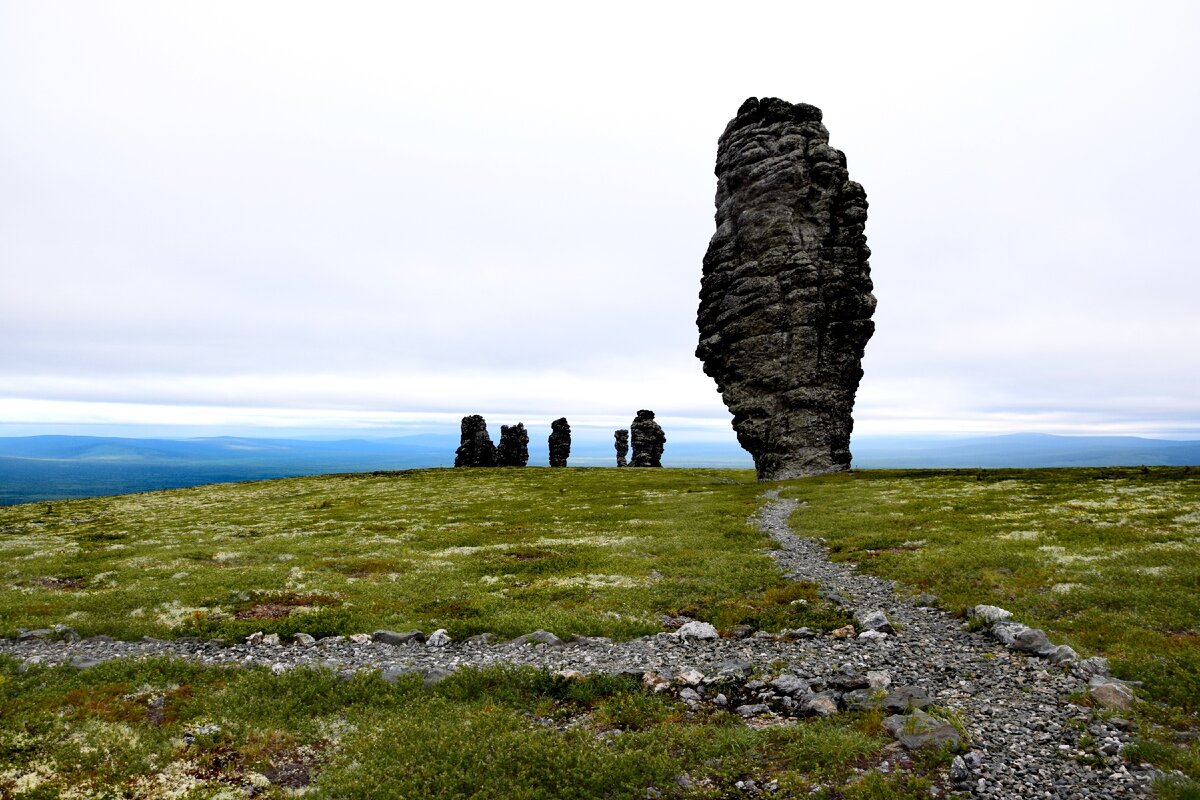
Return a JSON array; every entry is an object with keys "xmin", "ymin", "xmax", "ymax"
[{"xmin": 2, "ymin": 1, "xmax": 1197, "ymax": 440}]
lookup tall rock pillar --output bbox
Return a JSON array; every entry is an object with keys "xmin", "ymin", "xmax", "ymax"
[{"xmin": 696, "ymin": 97, "xmax": 876, "ymax": 480}]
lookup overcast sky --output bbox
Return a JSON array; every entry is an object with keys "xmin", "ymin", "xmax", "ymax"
[{"xmin": 2, "ymin": 1, "xmax": 1198, "ymax": 443}]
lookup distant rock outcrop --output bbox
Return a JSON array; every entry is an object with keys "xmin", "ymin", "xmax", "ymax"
[
  {"xmin": 548, "ymin": 418, "xmax": 571, "ymax": 467},
  {"xmin": 496, "ymin": 423, "xmax": 529, "ymax": 467},
  {"xmin": 454, "ymin": 415, "xmax": 497, "ymax": 467},
  {"xmin": 630, "ymin": 410, "xmax": 665, "ymax": 468},
  {"xmin": 614, "ymin": 429, "xmax": 629, "ymax": 467},
  {"xmin": 696, "ymin": 97, "xmax": 876, "ymax": 480}
]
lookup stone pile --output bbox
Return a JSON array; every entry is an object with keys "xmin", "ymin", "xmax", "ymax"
[
  {"xmin": 453, "ymin": 415, "xmax": 497, "ymax": 467},
  {"xmin": 696, "ymin": 97, "xmax": 876, "ymax": 480},
  {"xmin": 548, "ymin": 417, "xmax": 571, "ymax": 467},
  {"xmin": 630, "ymin": 410, "xmax": 666, "ymax": 467},
  {"xmin": 496, "ymin": 423, "xmax": 529, "ymax": 467}
]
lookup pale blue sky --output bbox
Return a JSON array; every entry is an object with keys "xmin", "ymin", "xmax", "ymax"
[{"xmin": 3, "ymin": 1, "xmax": 1198, "ymax": 442}]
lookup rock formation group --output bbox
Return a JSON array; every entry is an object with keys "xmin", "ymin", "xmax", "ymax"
[
  {"xmin": 696, "ymin": 97, "xmax": 876, "ymax": 481},
  {"xmin": 452, "ymin": 411, "xmax": 667, "ymax": 468}
]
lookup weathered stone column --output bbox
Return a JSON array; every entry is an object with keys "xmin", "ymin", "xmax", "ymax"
[
  {"xmin": 630, "ymin": 410, "xmax": 666, "ymax": 468},
  {"xmin": 454, "ymin": 415, "xmax": 497, "ymax": 467},
  {"xmin": 614, "ymin": 429, "xmax": 629, "ymax": 467},
  {"xmin": 548, "ymin": 418, "xmax": 571, "ymax": 467},
  {"xmin": 496, "ymin": 423, "xmax": 529, "ymax": 467},
  {"xmin": 696, "ymin": 97, "xmax": 876, "ymax": 480}
]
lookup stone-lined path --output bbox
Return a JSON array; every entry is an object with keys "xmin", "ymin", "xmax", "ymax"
[{"xmin": 1, "ymin": 494, "xmax": 1161, "ymax": 797}]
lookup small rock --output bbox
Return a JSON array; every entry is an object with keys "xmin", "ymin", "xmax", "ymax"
[
  {"xmin": 17, "ymin": 628, "xmax": 53, "ymax": 641},
  {"xmin": 643, "ymin": 672, "xmax": 671, "ymax": 692},
  {"xmin": 843, "ymin": 689, "xmax": 881, "ymax": 711},
  {"xmin": 426, "ymin": 629, "xmax": 451, "ymax": 647},
  {"xmin": 736, "ymin": 703, "xmax": 771, "ymax": 718},
  {"xmin": 52, "ymin": 624, "xmax": 81, "ymax": 642},
  {"xmin": 1075, "ymin": 656, "xmax": 1111, "ymax": 679},
  {"xmin": 770, "ymin": 674, "xmax": 810, "ymax": 697},
  {"xmin": 512, "ymin": 630, "xmax": 564, "ymax": 647},
  {"xmin": 730, "ymin": 624, "xmax": 755, "ymax": 639},
  {"xmin": 951, "ymin": 755, "xmax": 972, "ymax": 784},
  {"xmin": 713, "ymin": 693, "xmax": 728, "ymax": 707},
  {"xmin": 348, "ymin": 633, "xmax": 372, "ymax": 644},
  {"xmin": 552, "ymin": 669, "xmax": 584, "ymax": 681},
  {"xmin": 829, "ymin": 624, "xmax": 856, "ymax": 639},
  {"xmin": 675, "ymin": 621, "xmax": 719, "ymax": 640},
  {"xmin": 711, "ymin": 659, "xmax": 753, "ymax": 681},
  {"xmin": 779, "ymin": 627, "xmax": 816, "ymax": 640},
  {"xmin": 679, "ymin": 687, "xmax": 702, "ymax": 703},
  {"xmin": 676, "ymin": 669, "xmax": 705, "ymax": 687},
  {"xmin": 803, "ymin": 692, "xmax": 840, "ymax": 717},
  {"xmin": 467, "ymin": 632, "xmax": 498, "ymax": 645},
  {"xmin": 1050, "ymin": 644, "xmax": 1079, "ymax": 665},
  {"xmin": 373, "ymin": 629, "xmax": 425, "ymax": 646},
  {"xmin": 913, "ymin": 593, "xmax": 939, "ymax": 607},
  {"xmin": 856, "ymin": 609, "xmax": 895, "ymax": 634},
  {"xmin": 261, "ymin": 633, "xmax": 280, "ymax": 646},
  {"xmin": 883, "ymin": 686, "xmax": 931, "ymax": 713},
  {"xmin": 1008, "ymin": 626, "xmax": 1058, "ymax": 657},
  {"xmin": 867, "ymin": 670, "xmax": 891, "ymax": 691},
  {"xmin": 970, "ymin": 604, "xmax": 1013, "ymax": 625},
  {"xmin": 882, "ymin": 709, "xmax": 963, "ymax": 751},
  {"xmin": 292, "ymin": 632, "xmax": 316, "ymax": 647},
  {"xmin": 246, "ymin": 631, "xmax": 264, "ymax": 645},
  {"xmin": 381, "ymin": 665, "xmax": 415, "ymax": 683},
  {"xmin": 858, "ymin": 630, "xmax": 888, "ymax": 641},
  {"xmin": 270, "ymin": 662, "xmax": 286, "ymax": 675},
  {"xmin": 1090, "ymin": 682, "xmax": 1136, "ymax": 710},
  {"xmin": 423, "ymin": 668, "xmax": 451, "ymax": 687}
]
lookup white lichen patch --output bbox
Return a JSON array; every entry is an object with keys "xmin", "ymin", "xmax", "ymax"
[
  {"xmin": 999, "ymin": 530, "xmax": 1040, "ymax": 540},
  {"xmin": 155, "ymin": 601, "xmax": 214, "ymax": 627},
  {"xmin": 540, "ymin": 574, "xmax": 642, "ymax": 589},
  {"xmin": 212, "ymin": 551, "xmax": 240, "ymax": 564},
  {"xmin": 1051, "ymin": 582, "xmax": 1083, "ymax": 593}
]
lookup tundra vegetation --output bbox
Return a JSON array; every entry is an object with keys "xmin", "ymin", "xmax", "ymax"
[{"xmin": 0, "ymin": 466, "xmax": 1197, "ymax": 798}]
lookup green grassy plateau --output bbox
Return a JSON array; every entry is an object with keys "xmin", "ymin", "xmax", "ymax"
[{"xmin": 0, "ymin": 466, "xmax": 1197, "ymax": 799}]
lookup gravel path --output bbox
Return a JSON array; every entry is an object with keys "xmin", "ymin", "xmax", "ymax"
[{"xmin": 1, "ymin": 493, "xmax": 1161, "ymax": 798}]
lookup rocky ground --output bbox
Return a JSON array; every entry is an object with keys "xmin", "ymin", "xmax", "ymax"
[{"xmin": 1, "ymin": 494, "xmax": 1163, "ymax": 798}]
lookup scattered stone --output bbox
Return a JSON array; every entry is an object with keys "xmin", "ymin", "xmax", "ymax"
[
  {"xmin": 246, "ymin": 631, "xmax": 264, "ymax": 645},
  {"xmin": 858, "ymin": 630, "xmax": 888, "ymax": 641},
  {"xmin": 454, "ymin": 415, "xmax": 497, "ymax": 467},
  {"xmin": 17, "ymin": 629, "xmax": 52, "ymax": 641},
  {"xmin": 843, "ymin": 689, "xmax": 881, "ymax": 711},
  {"xmin": 696, "ymin": 97, "xmax": 875, "ymax": 480},
  {"xmin": 512, "ymin": 630, "xmax": 565, "ymax": 647},
  {"xmin": 883, "ymin": 709, "xmax": 963, "ymax": 751},
  {"xmin": 679, "ymin": 687, "xmax": 702, "ymax": 704},
  {"xmin": 866, "ymin": 670, "xmax": 891, "ymax": 691},
  {"xmin": 467, "ymin": 632, "xmax": 498, "ymax": 645},
  {"xmin": 676, "ymin": 669, "xmax": 705, "ymax": 687},
  {"xmin": 829, "ymin": 624, "xmax": 856, "ymax": 639},
  {"xmin": 971, "ymin": 604, "xmax": 1014, "ymax": 625},
  {"xmin": 711, "ymin": 659, "xmax": 753, "ymax": 681},
  {"xmin": 496, "ymin": 423, "xmax": 530, "ymax": 467},
  {"xmin": 426, "ymin": 629, "xmax": 451, "ymax": 648},
  {"xmin": 1075, "ymin": 656, "xmax": 1111, "ymax": 679},
  {"xmin": 614, "ymin": 429, "xmax": 629, "ymax": 467},
  {"xmin": 630, "ymin": 410, "xmax": 666, "ymax": 467},
  {"xmin": 769, "ymin": 674, "xmax": 810, "ymax": 697},
  {"xmin": 1090, "ymin": 681, "xmax": 1136, "ymax": 710},
  {"xmin": 883, "ymin": 686, "xmax": 931, "ymax": 713},
  {"xmin": 856, "ymin": 609, "xmax": 895, "ymax": 634},
  {"xmin": 261, "ymin": 633, "xmax": 281, "ymax": 646},
  {"xmin": 779, "ymin": 627, "xmax": 816, "ymax": 640},
  {"xmin": 348, "ymin": 633, "xmax": 372, "ymax": 645},
  {"xmin": 736, "ymin": 703, "xmax": 771, "ymax": 718},
  {"xmin": 731, "ymin": 624, "xmax": 756, "ymax": 639},
  {"xmin": 1051, "ymin": 644, "xmax": 1080, "ymax": 665},
  {"xmin": 373, "ymin": 629, "xmax": 426, "ymax": 646},
  {"xmin": 675, "ymin": 621, "xmax": 719, "ymax": 640},
  {"xmin": 802, "ymin": 692, "xmax": 840, "ymax": 717},
  {"xmin": 643, "ymin": 672, "xmax": 671, "ymax": 693},
  {"xmin": 1009, "ymin": 626, "xmax": 1059, "ymax": 657},
  {"xmin": 292, "ymin": 633, "xmax": 316, "ymax": 647},
  {"xmin": 548, "ymin": 418, "xmax": 572, "ymax": 467},
  {"xmin": 381, "ymin": 665, "xmax": 415, "ymax": 683}
]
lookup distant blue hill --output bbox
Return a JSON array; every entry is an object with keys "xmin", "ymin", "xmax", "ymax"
[
  {"xmin": 0, "ymin": 432, "xmax": 1195, "ymax": 506},
  {"xmin": 851, "ymin": 433, "xmax": 1200, "ymax": 469}
]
